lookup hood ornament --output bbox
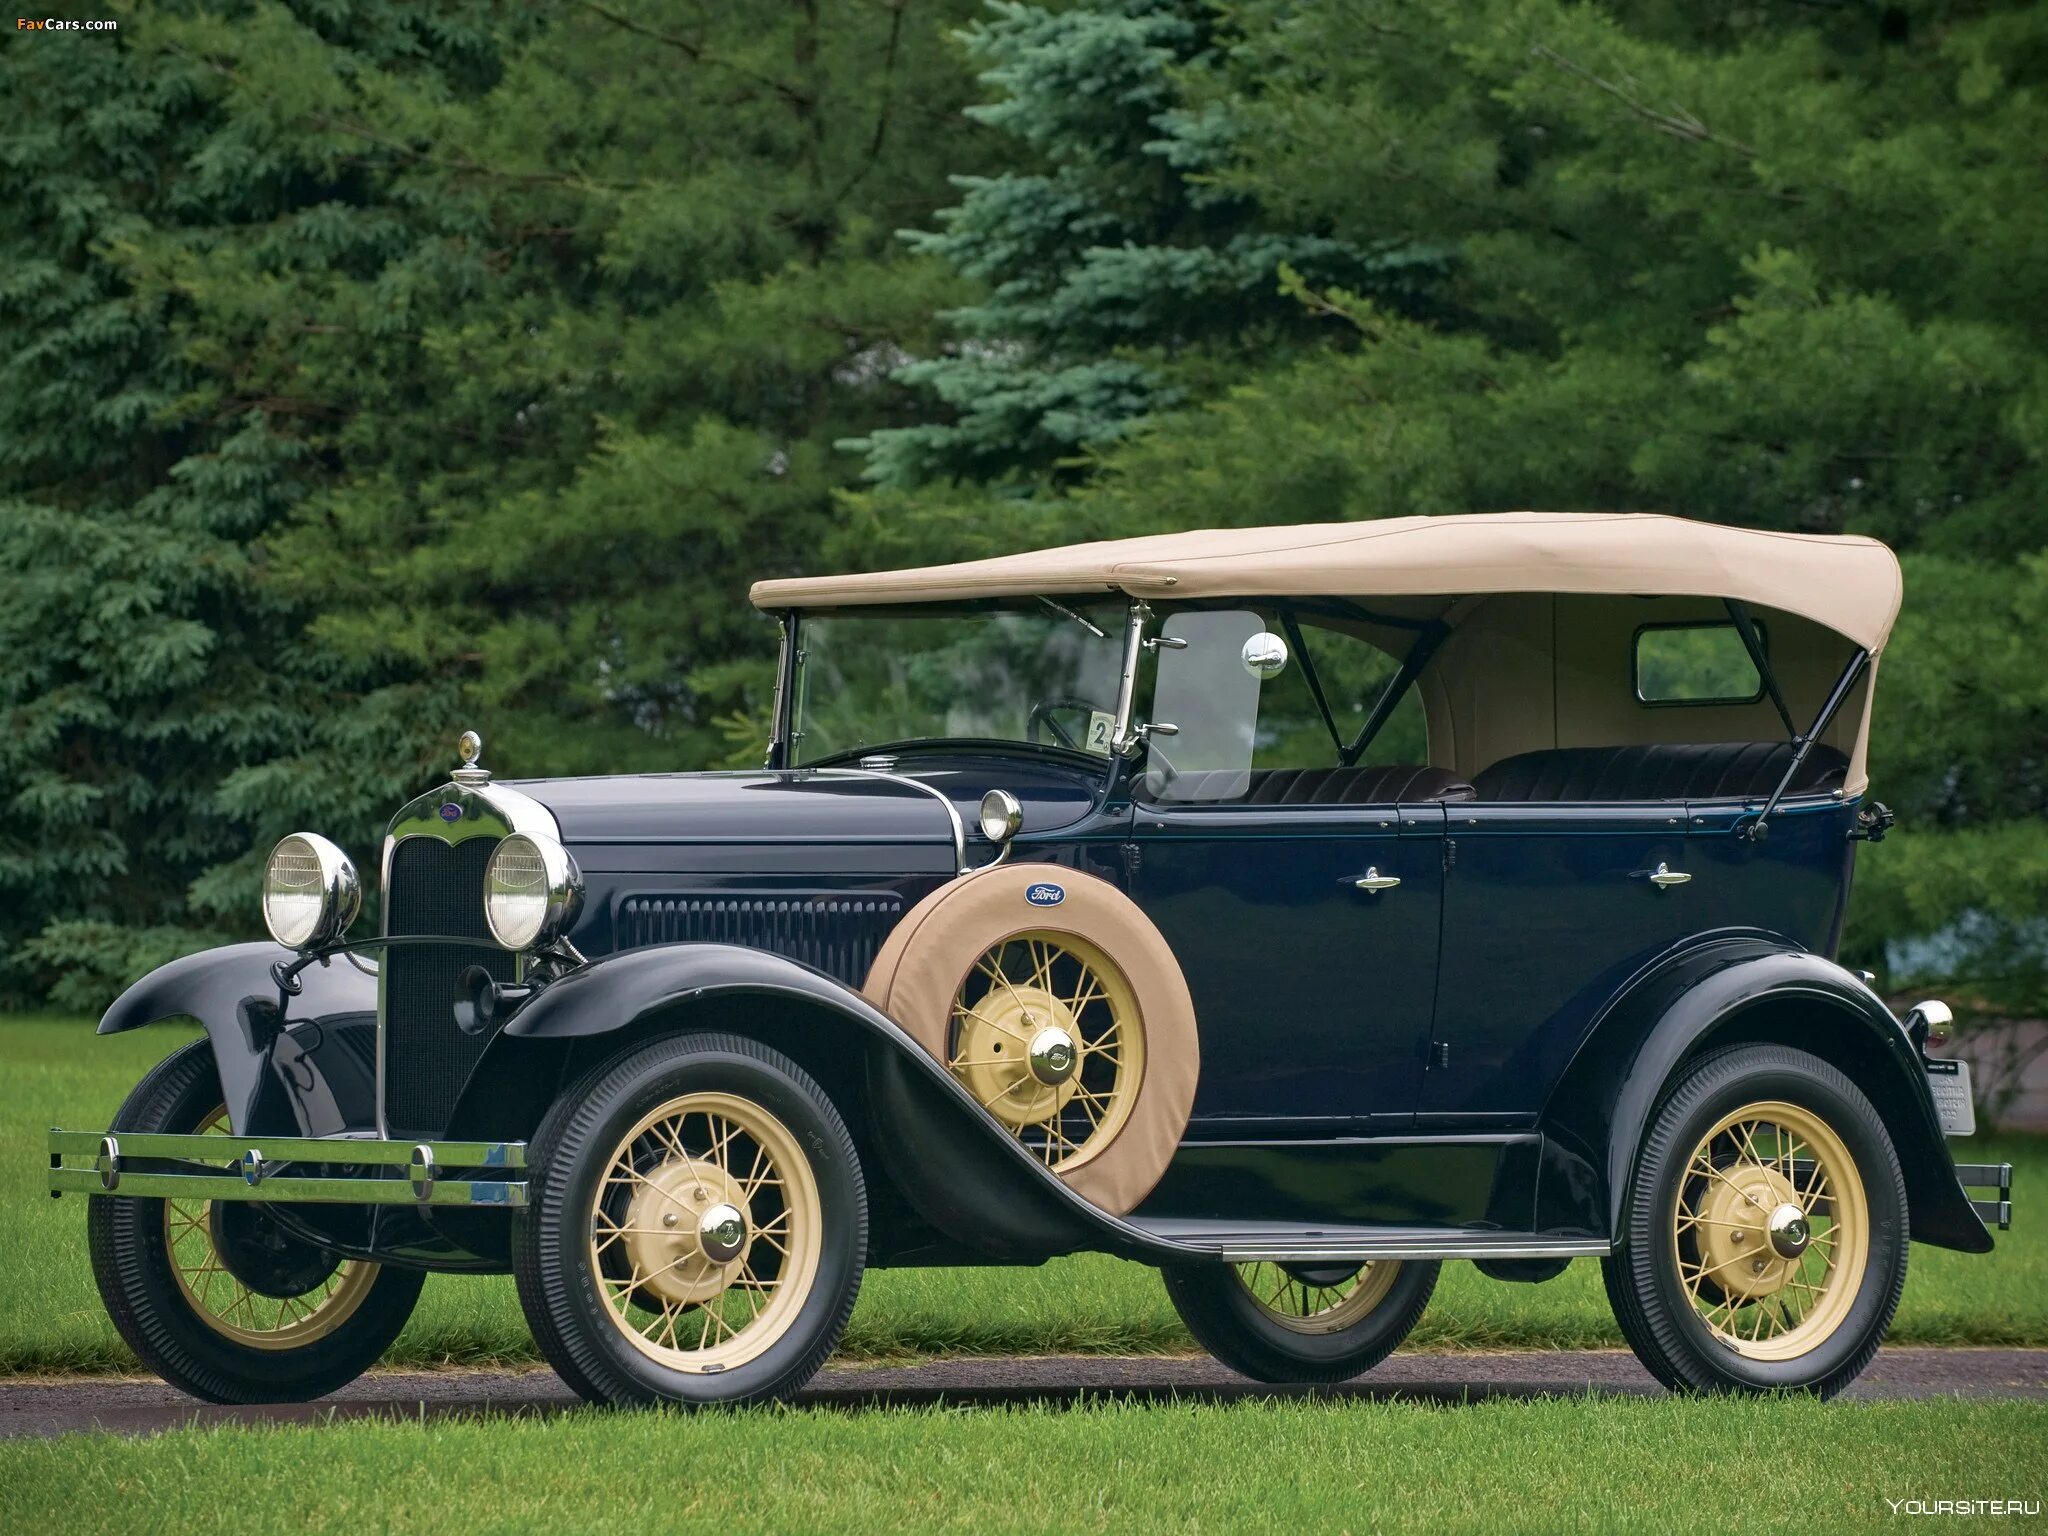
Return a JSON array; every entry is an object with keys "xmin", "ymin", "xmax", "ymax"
[{"xmin": 451, "ymin": 729, "xmax": 491, "ymax": 786}]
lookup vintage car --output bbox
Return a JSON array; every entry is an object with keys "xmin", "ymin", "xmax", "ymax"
[{"xmin": 49, "ymin": 512, "xmax": 2011, "ymax": 1405}]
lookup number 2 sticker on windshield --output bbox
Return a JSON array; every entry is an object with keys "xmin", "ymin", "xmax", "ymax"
[{"xmin": 1085, "ymin": 711, "xmax": 1114, "ymax": 755}]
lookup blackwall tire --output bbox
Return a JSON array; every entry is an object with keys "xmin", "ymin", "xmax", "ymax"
[
  {"xmin": 1603, "ymin": 1043, "xmax": 1907, "ymax": 1399},
  {"xmin": 864, "ymin": 864, "xmax": 1198, "ymax": 1215},
  {"xmin": 512, "ymin": 1031, "xmax": 866, "ymax": 1407},
  {"xmin": 87, "ymin": 1040, "xmax": 424, "ymax": 1404},
  {"xmin": 1162, "ymin": 1259, "xmax": 1438, "ymax": 1384}
]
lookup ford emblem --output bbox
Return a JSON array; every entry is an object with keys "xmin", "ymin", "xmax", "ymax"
[
  {"xmin": 1025, "ymin": 882, "xmax": 1065, "ymax": 907},
  {"xmin": 439, "ymin": 802, "xmax": 463, "ymax": 823}
]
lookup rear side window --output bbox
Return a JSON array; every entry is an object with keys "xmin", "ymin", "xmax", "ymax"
[{"xmin": 1634, "ymin": 622, "xmax": 1763, "ymax": 705}]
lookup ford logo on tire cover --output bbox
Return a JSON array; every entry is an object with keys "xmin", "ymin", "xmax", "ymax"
[{"xmin": 1025, "ymin": 882, "xmax": 1065, "ymax": 907}]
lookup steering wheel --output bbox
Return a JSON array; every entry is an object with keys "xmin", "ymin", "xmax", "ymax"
[{"xmin": 1027, "ymin": 697, "xmax": 1106, "ymax": 752}]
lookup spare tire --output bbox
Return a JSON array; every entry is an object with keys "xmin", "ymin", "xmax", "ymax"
[{"xmin": 863, "ymin": 864, "xmax": 1198, "ymax": 1216}]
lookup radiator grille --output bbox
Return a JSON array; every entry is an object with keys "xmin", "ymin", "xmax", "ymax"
[
  {"xmin": 617, "ymin": 894, "xmax": 903, "ymax": 986},
  {"xmin": 382, "ymin": 835, "xmax": 511, "ymax": 1136}
]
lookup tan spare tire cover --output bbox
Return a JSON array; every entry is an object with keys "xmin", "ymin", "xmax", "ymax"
[{"xmin": 862, "ymin": 864, "xmax": 1199, "ymax": 1216}]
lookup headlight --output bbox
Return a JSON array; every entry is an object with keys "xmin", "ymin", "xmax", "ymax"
[
  {"xmin": 978, "ymin": 788, "xmax": 1023, "ymax": 845},
  {"xmin": 484, "ymin": 833, "xmax": 582, "ymax": 951},
  {"xmin": 261, "ymin": 833, "xmax": 361, "ymax": 951}
]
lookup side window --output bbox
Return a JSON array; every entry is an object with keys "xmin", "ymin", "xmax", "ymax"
[
  {"xmin": 1635, "ymin": 622, "xmax": 1764, "ymax": 706},
  {"xmin": 1253, "ymin": 623, "xmax": 1425, "ymax": 769},
  {"xmin": 1142, "ymin": 610, "xmax": 1429, "ymax": 803}
]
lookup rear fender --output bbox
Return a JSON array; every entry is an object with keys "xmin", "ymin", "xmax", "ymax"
[
  {"xmin": 499, "ymin": 943, "xmax": 1182, "ymax": 1262},
  {"xmin": 1543, "ymin": 935, "xmax": 1991, "ymax": 1254},
  {"xmin": 98, "ymin": 941, "xmax": 379, "ymax": 1138}
]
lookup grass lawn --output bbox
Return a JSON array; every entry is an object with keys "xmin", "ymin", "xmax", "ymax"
[
  {"xmin": 4, "ymin": 1015, "xmax": 2040, "ymax": 1374},
  {"xmin": 5, "ymin": 1396, "xmax": 2045, "ymax": 1534}
]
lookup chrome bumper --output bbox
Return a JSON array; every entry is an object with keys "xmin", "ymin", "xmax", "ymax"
[{"xmin": 47, "ymin": 1130, "xmax": 528, "ymax": 1207}]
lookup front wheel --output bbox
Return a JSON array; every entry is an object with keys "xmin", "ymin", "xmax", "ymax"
[
  {"xmin": 88, "ymin": 1040, "xmax": 424, "ymax": 1403},
  {"xmin": 1604, "ymin": 1043, "xmax": 1908, "ymax": 1399},
  {"xmin": 512, "ymin": 1032, "xmax": 867, "ymax": 1407},
  {"xmin": 1162, "ymin": 1258, "xmax": 1438, "ymax": 1383}
]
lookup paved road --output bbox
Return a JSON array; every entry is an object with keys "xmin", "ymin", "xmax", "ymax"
[{"xmin": 2, "ymin": 1349, "xmax": 2043, "ymax": 1439}]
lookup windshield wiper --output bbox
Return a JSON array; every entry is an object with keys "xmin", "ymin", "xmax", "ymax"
[{"xmin": 1039, "ymin": 597, "xmax": 1107, "ymax": 639}]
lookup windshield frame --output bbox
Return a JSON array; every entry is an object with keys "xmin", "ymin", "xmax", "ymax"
[{"xmin": 767, "ymin": 598, "xmax": 1144, "ymax": 775}]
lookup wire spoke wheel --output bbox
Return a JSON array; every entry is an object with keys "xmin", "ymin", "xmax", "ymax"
[
  {"xmin": 1231, "ymin": 1261, "xmax": 1401, "ymax": 1336},
  {"xmin": 948, "ymin": 931, "xmax": 1143, "ymax": 1173},
  {"xmin": 163, "ymin": 1107, "xmax": 379, "ymax": 1351},
  {"xmin": 587, "ymin": 1090, "xmax": 822, "ymax": 1374},
  {"xmin": 1670, "ymin": 1098, "xmax": 1869, "ymax": 1362}
]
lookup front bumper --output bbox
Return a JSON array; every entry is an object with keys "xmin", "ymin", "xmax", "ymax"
[
  {"xmin": 1956, "ymin": 1162, "xmax": 2013, "ymax": 1231},
  {"xmin": 47, "ymin": 1130, "xmax": 528, "ymax": 1208}
]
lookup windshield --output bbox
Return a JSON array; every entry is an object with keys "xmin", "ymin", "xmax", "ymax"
[{"xmin": 791, "ymin": 601, "xmax": 1128, "ymax": 765}]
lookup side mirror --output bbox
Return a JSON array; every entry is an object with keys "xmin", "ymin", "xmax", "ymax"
[{"xmin": 1242, "ymin": 631, "xmax": 1289, "ymax": 678}]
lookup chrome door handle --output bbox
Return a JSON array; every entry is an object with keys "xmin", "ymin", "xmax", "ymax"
[
  {"xmin": 1645, "ymin": 862, "xmax": 1691, "ymax": 889},
  {"xmin": 1353, "ymin": 867, "xmax": 1402, "ymax": 894}
]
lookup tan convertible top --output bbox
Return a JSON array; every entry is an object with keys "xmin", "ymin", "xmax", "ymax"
[{"xmin": 750, "ymin": 511, "xmax": 1903, "ymax": 653}]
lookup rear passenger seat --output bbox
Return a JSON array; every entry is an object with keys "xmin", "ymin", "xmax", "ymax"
[{"xmin": 1471, "ymin": 741, "xmax": 1850, "ymax": 802}]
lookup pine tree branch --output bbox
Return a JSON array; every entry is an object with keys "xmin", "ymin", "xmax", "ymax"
[
  {"xmin": 574, "ymin": 0, "xmax": 810, "ymax": 106},
  {"xmin": 1528, "ymin": 42, "xmax": 1757, "ymax": 159},
  {"xmin": 833, "ymin": 0, "xmax": 909, "ymax": 207}
]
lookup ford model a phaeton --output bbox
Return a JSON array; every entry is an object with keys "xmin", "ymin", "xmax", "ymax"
[{"xmin": 51, "ymin": 513, "xmax": 2010, "ymax": 1404}]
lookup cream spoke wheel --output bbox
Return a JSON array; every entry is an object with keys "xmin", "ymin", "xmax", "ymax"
[
  {"xmin": 587, "ymin": 1090, "xmax": 822, "ymax": 1375},
  {"xmin": 946, "ymin": 930, "xmax": 1144, "ymax": 1173},
  {"xmin": 1230, "ymin": 1261, "xmax": 1402, "ymax": 1336},
  {"xmin": 163, "ymin": 1107, "xmax": 379, "ymax": 1351},
  {"xmin": 1670, "ymin": 1099, "xmax": 1869, "ymax": 1363}
]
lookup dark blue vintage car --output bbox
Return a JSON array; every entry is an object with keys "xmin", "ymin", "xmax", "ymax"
[{"xmin": 50, "ymin": 512, "xmax": 2011, "ymax": 1405}]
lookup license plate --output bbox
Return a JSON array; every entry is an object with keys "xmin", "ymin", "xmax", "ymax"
[{"xmin": 1925, "ymin": 1058, "xmax": 1976, "ymax": 1137}]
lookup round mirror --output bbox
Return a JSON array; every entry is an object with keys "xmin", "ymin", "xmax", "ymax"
[{"xmin": 1241, "ymin": 631, "xmax": 1289, "ymax": 678}]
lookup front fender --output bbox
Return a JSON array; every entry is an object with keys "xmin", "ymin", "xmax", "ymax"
[
  {"xmin": 501, "ymin": 943, "xmax": 1184, "ymax": 1263},
  {"xmin": 98, "ymin": 941, "xmax": 379, "ymax": 1137},
  {"xmin": 1543, "ymin": 935, "xmax": 1990, "ymax": 1254}
]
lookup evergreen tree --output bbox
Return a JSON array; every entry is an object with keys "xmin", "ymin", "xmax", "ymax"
[{"xmin": 850, "ymin": 0, "xmax": 1448, "ymax": 492}]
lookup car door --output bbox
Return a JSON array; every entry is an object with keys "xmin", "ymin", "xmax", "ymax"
[
  {"xmin": 1422, "ymin": 799, "xmax": 1691, "ymax": 1124},
  {"xmin": 1128, "ymin": 797, "xmax": 1446, "ymax": 1130}
]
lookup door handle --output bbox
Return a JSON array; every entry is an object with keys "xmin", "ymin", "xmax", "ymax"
[
  {"xmin": 1642, "ymin": 862, "xmax": 1691, "ymax": 889},
  {"xmin": 1353, "ymin": 867, "xmax": 1402, "ymax": 894}
]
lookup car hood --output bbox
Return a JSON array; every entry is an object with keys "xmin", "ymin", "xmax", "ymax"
[{"xmin": 504, "ymin": 770, "xmax": 965, "ymax": 849}]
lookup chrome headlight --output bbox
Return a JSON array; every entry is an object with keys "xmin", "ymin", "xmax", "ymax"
[
  {"xmin": 484, "ymin": 833, "xmax": 582, "ymax": 951},
  {"xmin": 261, "ymin": 833, "xmax": 361, "ymax": 951}
]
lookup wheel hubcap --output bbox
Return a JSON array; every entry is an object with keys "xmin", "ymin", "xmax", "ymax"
[
  {"xmin": 1767, "ymin": 1202, "xmax": 1812, "ymax": 1260},
  {"xmin": 1028, "ymin": 1025, "xmax": 1078, "ymax": 1086}
]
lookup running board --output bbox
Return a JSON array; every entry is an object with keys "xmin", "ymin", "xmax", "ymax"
[{"xmin": 1126, "ymin": 1218, "xmax": 1611, "ymax": 1264}]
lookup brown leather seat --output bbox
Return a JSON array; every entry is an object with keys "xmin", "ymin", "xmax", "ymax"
[
  {"xmin": 1471, "ymin": 742, "xmax": 1849, "ymax": 802},
  {"xmin": 1157, "ymin": 764, "xmax": 1476, "ymax": 805}
]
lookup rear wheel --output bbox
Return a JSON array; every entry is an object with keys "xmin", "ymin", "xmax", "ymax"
[
  {"xmin": 1604, "ymin": 1044, "xmax": 1907, "ymax": 1398},
  {"xmin": 512, "ymin": 1032, "xmax": 866, "ymax": 1407},
  {"xmin": 1162, "ymin": 1258, "xmax": 1438, "ymax": 1383},
  {"xmin": 88, "ymin": 1041, "xmax": 424, "ymax": 1403}
]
